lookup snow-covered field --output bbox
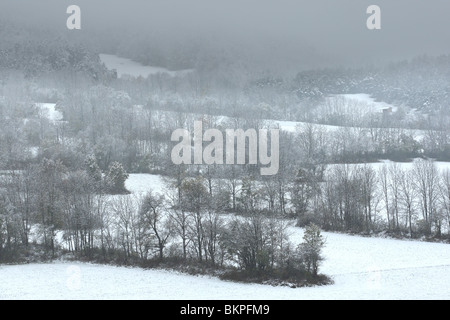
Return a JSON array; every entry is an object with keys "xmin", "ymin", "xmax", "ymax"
[
  {"xmin": 0, "ymin": 230, "xmax": 449, "ymax": 300},
  {"xmin": 335, "ymin": 93, "xmax": 399, "ymax": 113},
  {"xmin": 268, "ymin": 94, "xmax": 426, "ymax": 138},
  {"xmin": 125, "ymin": 173, "xmax": 166, "ymax": 194},
  {"xmin": 0, "ymin": 172, "xmax": 449, "ymax": 300},
  {"xmin": 326, "ymin": 159, "xmax": 450, "ymax": 173},
  {"xmin": 125, "ymin": 159, "xmax": 450, "ymax": 198},
  {"xmin": 3, "ymin": 109, "xmax": 449, "ymax": 299},
  {"xmin": 273, "ymin": 93, "xmax": 400, "ymax": 132},
  {"xmin": 99, "ymin": 54, "xmax": 193, "ymax": 79}
]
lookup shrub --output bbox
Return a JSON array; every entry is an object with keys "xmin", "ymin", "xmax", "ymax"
[
  {"xmin": 296, "ymin": 212, "xmax": 321, "ymax": 228},
  {"xmin": 416, "ymin": 219, "xmax": 431, "ymax": 237}
]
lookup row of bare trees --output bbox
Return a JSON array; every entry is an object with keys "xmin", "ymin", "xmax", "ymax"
[
  {"xmin": 98, "ymin": 176, "xmax": 293, "ymax": 271},
  {"xmin": 94, "ymin": 178, "xmax": 326, "ymax": 279},
  {"xmin": 166, "ymin": 159, "xmax": 450, "ymax": 238},
  {"xmin": 300, "ymin": 160, "xmax": 450, "ymax": 237},
  {"xmin": 165, "ymin": 158, "xmax": 450, "ymax": 238},
  {"xmin": 0, "ymin": 163, "xmax": 327, "ymax": 279},
  {"xmin": 2, "ymin": 156, "xmax": 448, "ymax": 266}
]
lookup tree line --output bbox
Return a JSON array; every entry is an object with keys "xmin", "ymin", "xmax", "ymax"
[
  {"xmin": 0, "ymin": 158, "xmax": 128, "ymax": 259},
  {"xmin": 296, "ymin": 160, "xmax": 450, "ymax": 237},
  {"xmin": 1, "ymin": 139, "xmax": 450, "ymax": 266},
  {"xmin": 0, "ymin": 20, "xmax": 449, "ymax": 285},
  {"xmin": 0, "ymin": 160, "xmax": 329, "ymax": 285}
]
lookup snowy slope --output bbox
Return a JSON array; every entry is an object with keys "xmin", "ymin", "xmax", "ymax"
[
  {"xmin": 337, "ymin": 93, "xmax": 399, "ymax": 113},
  {"xmin": 267, "ymin": 93, "xmax": 420, "ymax": 135},
  {"xmin": 0, "ymin": 230, "xmax": 449, "ymax": 300},
  {"xmin": 99, "ymin": 54, "xmax": 193, "ymax": 79}
]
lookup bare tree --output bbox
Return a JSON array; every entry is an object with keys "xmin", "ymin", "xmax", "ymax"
[
  {"xmin": 360, "ymin": 164, "xmax": 378, "ymax": 232},
  {"xmin": 202, "ymin": 209, "xmax": 225, "ymax": 266},
  {"xmin": 388, "ymin": 163, "xmax": 401, "ymax": 231},
  {"xmin": 33, "ymin": 159, "xmax": 66, "ymax": 257},
  {"xmin": 139, "ymin": 191, "xmax": 171, "ymax": 260},
  {"xmin": 111, "ymin": 196, "xmax": 140, "ymax": 260},
  {"xmin": 440, "ymin": 170, "xmax": 450, "ymax": 236},
  {"xmin": 379, "ymin": 164, "xmax": 392, "ymax": 230},
  {"xmin": 413, "ymin": 159, "xmax": 440, "ymax": 235},
  {"xmin": 61, "ymin": 170, "xmax": 99, "ymax": 256},
  {"xmin": 3, "ymin": 170, "xmax": 33, "ymax": 247},
  {"xmin": 399, "ymin": 168, "xmax": 417, "ymax": 237},
  {"xmin": 169, "ymin": 207, "xmax": 192, "ymax": 260},
  {"xmin": 224, "ymin": 165, "xmax": 241, "ymax": 212},
  {"xmin": 320, "ymin": 172, "xmax": 341, "ymax": 230},
  {"xmin": 260, "ymin": 177, "xmax": 277, "ymax": 213},
  {"xmin": 181, "ymin": 176, "xmax": 210, "ymax": 262}
]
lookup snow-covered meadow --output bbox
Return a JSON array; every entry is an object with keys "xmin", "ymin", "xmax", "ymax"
[
  {"xmin": 2, "ymin": 56, "xmax": 448, "ymax": 301},
  {"xmin": 1, "ymin": 172, "xmax": 449, "ymax": 300},
  {"xmin": 99, "ymin": 54, "xmax": 193, "ymax": 79},
  {"xmin": 1, "ymin": 230, "xmax": 449, "ymax": 300},
  {"xmin": 1, "ymin": 3, "xmax": 449, "ymax": 302}
]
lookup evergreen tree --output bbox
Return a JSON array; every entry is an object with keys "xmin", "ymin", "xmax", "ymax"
[
  {"xmin": 105, "ymin": 161, "xmax": 129, "ymax": 194},
  {"xmin": 85, "ymin": 155, "xmax": 102, "ymax": 184},
  {"xmin": 299, "ymin": 223, "xmax": 325, "ymax": 277}
]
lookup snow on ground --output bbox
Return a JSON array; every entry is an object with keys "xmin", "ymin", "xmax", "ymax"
[
  {"xmin": 125, "ymin": 173, "xmax": 166, "ymax": 195},
  {"xmin": 1, "ymin": 173, "xmax": 450, "ymax": 299},
  {"xmin": 125, "ymin": 160, "xmax": 450, "ymax": 200},
  {"xmin": 267, "ymin": 94, "xmax": 421, "ymax": 135},
  {"xmin": 270, "ymin": 119, "xmax": 339, "ymax": 133},
  {"xmin": 128, "ymin": 95, "xmax": 425, "ymax": 141},
  {"xmin": 326, "ymin": 159, "xmax": 450, "ymax": 174},
  {"xmin": 0, "ymin": 231, "xmax": 449, "ymax": 299},
  {"xmin": 337, "ymin": 93, "xmax": 399, "ymax": 113},
  {"xmin": 99, "ymin": 54, "xmax": 193, "ymax": 79},
  {"xmin": 35, "ymin": 103, "xmax": 63, "ymax": 122}
]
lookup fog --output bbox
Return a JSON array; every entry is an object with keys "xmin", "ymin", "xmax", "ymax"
[
  {"xmin": 1, "ymin": 0, "xmax": 449, "ymax": 69},
  {"xmin": 1, "ymin": 1, "xmax": 450, "ymax": 297}
]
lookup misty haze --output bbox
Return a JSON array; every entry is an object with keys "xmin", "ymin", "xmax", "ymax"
[{"xmin": 0, "ymin": 0, "xmax": 449, "ymax": 302}]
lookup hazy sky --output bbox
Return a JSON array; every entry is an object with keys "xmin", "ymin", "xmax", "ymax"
[{"xmin": 1, "ymin": 0, "xmax": 449, "ymax": 68}]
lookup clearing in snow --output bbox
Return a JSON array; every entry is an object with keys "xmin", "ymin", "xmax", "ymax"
[
  {"xmin": 0, "ymin": 230, "xmax": 449, "ymax": 300},
  {"xmin": 99, "ymin": 54, "xmax": 194, "ymax": 79}
]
